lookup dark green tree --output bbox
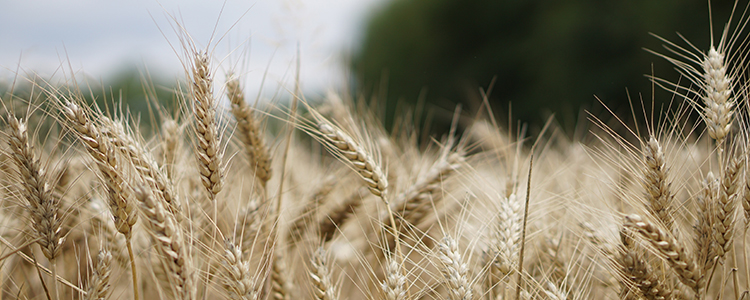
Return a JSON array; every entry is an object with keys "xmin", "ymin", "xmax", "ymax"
[{"xmin": 353, "ymin": 0, "xmax": 740, "ymax": 133}]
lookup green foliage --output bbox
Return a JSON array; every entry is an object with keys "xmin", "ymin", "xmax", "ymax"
[{"xmin": 354, "ymin": 0, "xmax": 738, "ymax": 132}]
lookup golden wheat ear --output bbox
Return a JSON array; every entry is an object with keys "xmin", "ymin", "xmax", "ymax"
[
  {"xmin": 623, "ymin": 214, "xmax": 702, "ymax": 295},
  {"xmin": 134, "ymin": 186, "xmax": 195, "ymax": 300},
  {"xmin": 226, "ymin": 72, "xmax": 273, "ymax": 187},
  {"xmin": 309, "ymin": 247, "xmax": 339, "ymax": 300},
  {"xmin": 221, "ymin": 239, "xmax": 260, "ymax": 300},
  {"xmin": 436, "ymin": 235, "xmax": 473, "ymax": 300},
  {"xmin": 191, "ymin": 52, "xmax": 224, "ymax": 201},
  {"xmin": 6, "ymin": 115, "xmax": 64, "ymax": 261},
  {"xmin": 85, "ymin": 249, "xmax": 112, "ymax": 300}
]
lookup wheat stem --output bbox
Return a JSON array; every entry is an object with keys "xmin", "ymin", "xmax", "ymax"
[{"xmin": 127, "ymin": 238, "xmax": 140, "ymax": 300}]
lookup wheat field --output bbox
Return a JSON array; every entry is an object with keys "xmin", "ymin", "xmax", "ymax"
[{"xmin": 1, "ymin": 3, "xmax": 750, "ymax": 300}]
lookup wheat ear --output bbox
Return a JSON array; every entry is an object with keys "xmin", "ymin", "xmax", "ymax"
[
  {"xmin": 317, "ymin": 122, "xmax": 387, "ymax": 197},
  {"xmin": 191, "ymin": 52, "xmax": 224, "ymax": 200},
  {"xmin": 642, "ymin": 136, "xmax": 674, "ymax": 231},
  {"xmin": 702, "ymin": 46, "xmax": 734, "ymax": 142},
  {"xmin": 61, "ymin": 98, "xmax": 139, "ymax": 300},
  {"xmin": 161, "ymin": 118, "xmax": 179, "ymax": 181},
  {"xmin": 102, "ymin": 116, "xmax": 183, "ymax": 221},
  {"xmin": 7, "ymin": 115, "xmax": 63, "ymax": 261},
  {"xmin": 61, "ymin": 100, "xmax": 137, "ymax": 238},
  {"xmin": 270, "ymin": 252, "xmax": 292, "ymax": 300},
  {"xmin": 310, "ymin": 247, "xmax": 338, "ymax": 300},
  {"xmin": 316, "ymin": 120, "xmax": 403, "ymax": 262},
  {"xmin": 695, "ymin": 172, "xmax": 717, "ymax": 274},
  {"xmin": 381, "ymin": 256, "xmax": 406, "ymax": 300},
  {"xmin": 85, "ymin": 249, "xmax": 112, "ymax": 300},
  {"xmin": 715, "ymin": 156, "xmax": 744, "ymax": 258},
  {"xmin": 135, "ymin": 186, "xmax": 194, "ymax": 300},
  {"xmin": 287, "ymin": 178, "xmax": 336, "ymax": 244},
  {"xmin": 623, "ymin": 214, "xmax": 702, "ymax": 294},
  {"xmin": 317, "ymin": 188, "xmax": 365, "ymax": 242},
  {"xmin": 437, "ymin": 236, "xmax": 472, "ymax": 300},
  {"xmin": 617, "ymin": 228, "xmax": 671, "ymax": 300},
  {"xmin": 489, "ymin": 193, "xmax": 523, "ymax": 277},
  {"xmin": 89, "ymin": 201, "xmax": 129, "ymax": 269},
  {"xmin": 392, "ymin": 152, "xmax": 464, "ymax": 227},
  {"xmin": 222, "ymin": 239, "xmax": 259, "ymax": 300},
  {"xmin": 226, "ymin": 73, "xmax": 272, "ymax": 186}
]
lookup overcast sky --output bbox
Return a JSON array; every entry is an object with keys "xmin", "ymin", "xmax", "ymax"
[{"xmin": 0, "ymin": 0, "xmax": 386, "ymax": 98}]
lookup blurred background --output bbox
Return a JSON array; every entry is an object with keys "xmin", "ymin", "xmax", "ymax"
[{"xmin": 0, "ymin": 0, "xmax": 741, "ymax": 135}]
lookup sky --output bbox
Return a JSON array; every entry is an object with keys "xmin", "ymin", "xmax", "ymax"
[{"xmin": 0, "ymin": 0, "xmax": 386, "ymax": 99}]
